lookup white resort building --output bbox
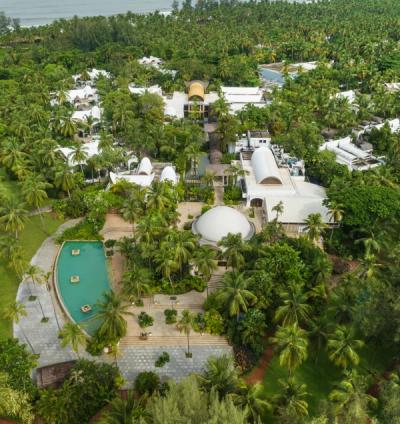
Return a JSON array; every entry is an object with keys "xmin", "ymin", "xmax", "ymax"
[
  {"xmin": 320, "ymin": 136, "xmax": 381, "ymax": 171},
  {"xmin": 129, "ymin": 81, "xmax": 267, "ymax": 119},
  {"xmin": 58, "ymin": 140, "xmax": 101, "ymax": 167},
  {"xmin": 110, "ymin": 157, "xmax": 178, "ymax": 188},
  {"xmin": 72, "ymin": 105, "xmax": 102, "ymax": 124},
  {"xmin": 240, "ymin": 146, "xmax": 330, "ymax": 234},
  {"xmin": 66, "ymin": 85, "xmax": 98, "ymax": 105}
]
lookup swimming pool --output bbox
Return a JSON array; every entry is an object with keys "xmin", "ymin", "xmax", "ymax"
[{"xmin": 55, "ymin": 241, "xmax": 111, "ymax": 335}]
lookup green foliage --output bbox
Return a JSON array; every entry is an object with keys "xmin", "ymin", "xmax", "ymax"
[
  {"xmin": 0, "ymin": 339, "xmax": 38, "ymax": 400},
  {"xmin": 138, "ymin": 312, "xmax": 154, "ymax": 328},
  {"xmin": 36, "ymin": 360, "xmax": 122, "ymax": 424},
  {"xmin": 184, "ymin": 184, "xmax": 214, "ymax": 203},
  {"xmin": 164, "ymin": 308, "xmax": 178, "ymax": 324},
  {"xmin": 57, "ymin": 220, "xmax": 103, "ymax": 242},
  {"xmin": 155, "ymin": 352, "xmax": 170, "ymax": 368},
  {"xmin": 85, "ymin": 333, "xmax": 108, "ymax": 356},
  {"xmin": 223, "ymin": 186, "xmax": 242, "ymax": 204},
  {"xmin": 134, "ymin": 371, "xmax": 160, "ymax": 396},
  {"xmin": 147, "ymin": 376, "xmax": 247, "ymax": 424},
  {"xmin": 327, "ymin": 180, "xmax": 400, "ymax": 229},
  {"xmin": 203, "ymin": 309, "xmax": 225, "ymax": 335}
]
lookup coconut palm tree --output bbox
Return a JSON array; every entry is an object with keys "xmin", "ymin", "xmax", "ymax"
[
  {"xmin": 216, "ymin": 272, "xmax": 257, "ymax": 321},
  {"xmin": 94, "ymin": 291, "xmax": 134, "ymax": 343},
  {"xmin": 304, "ymin": 213, "xmax": 327, "ymax": 243},
  {"xmin": 59, "ymin": 115, "xmax": 77, "ymax": 138},
  {"xmin": 99, "ymin": 392, "xmax": 148, "ymax": 424},
  {"xmin": 327, "ymin": 326, "xmax": 364, "ymax": 370},
  {"xmin": 270, "ymin": 323, "xmax": 309, "ymax": 375},
  {"xmin": 164, "ymin": 230, "xmax": 197, "ymax": 276},
  {"xmin": 199, "ymin": 354, "xmax": 240, "ymax": 399},
  {"xmin": 59, "ymin": 322, "xmax": 86, "ymax": 358},
  {"xmin": 326, "ymin": 200, "xmax": 344, "ymax": 239},
  {"xmin": 43, "ymin": 271, "xmax": 61, "ymax": 331},
  {"xmin": 176, "ymin": 309, "xmax": 196, "ymax": 357},
  {"xmin": 230, "ymin": 382, "xmax": 271, "ymax": 423},
  {"xmin": 20, "ymin": 176, "xmax": 52, "ymax": 224},
  {"xmin": 24, "ymin": 264, "xmax": 43, "ymax": 301},
  {"xmin": 120, "ymin": 186, "xmax": 146, "ymax": 225},
  {"xmin": 121, "ymin": 267, "xmax": 153, "ymax": 302},
  {"xmin": 155, "ymin": 247, "xmax": 179, "ymax": 290},
  {"xmin": 146, "ymin": 181, "xmax": 174, "ymax": 212},
  {"xmin": 2, "ymin": 301, "xmax": 34, "ymax": 353},
  {"xmin": 329, "ymin": 372, "xmax": 376, "ymax": 423},
  {"xmin": 69, "ymin": 144, "xmax": 88, "ymax": 173},
  {"xmin": 54, "ymin": 165, "xmax": 76, "ymax": 198},
  {"xmin": 192, "ymin": 246, "xmax": 218, "ymax": 282},
  {"xmin": 274, "ymin": 377, "xmax": 309, "ymax": 420},
  {"xmin": 218, "ymin": 233, "xmax": 247, "ymax": 271},
  {"xmin": 0, "ymin": 198, "xmax": 28, "ymax": 239},
  {"xmin": 225, "ymin": 163, "xmax": 249, "ymax": 186},
  {"xmin": 274, "ymin": 284, "xmax": 311, "ymax": 326},
  {"xmin": 272, "ymin": 201, "xmax": 284, "ymax": 221}
]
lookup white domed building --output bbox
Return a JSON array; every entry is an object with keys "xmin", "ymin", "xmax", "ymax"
[{"xmin": 192, "ymin": 206, "xmax": 254, "ymax": 247}]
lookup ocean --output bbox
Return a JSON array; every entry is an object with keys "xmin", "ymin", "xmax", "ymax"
[{"xmin": 0, "ymin": 0, "xmax": 177, "ymax": 27}]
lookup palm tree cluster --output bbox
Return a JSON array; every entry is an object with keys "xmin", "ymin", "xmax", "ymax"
[{"xmin": 115, "ymin": 181, "xmax": 218, "ymax": 301}]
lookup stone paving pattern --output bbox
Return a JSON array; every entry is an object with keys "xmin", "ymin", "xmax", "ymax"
[{"xmin": 14, "ymin": 218, "xmax": 232, "ymax": 386}]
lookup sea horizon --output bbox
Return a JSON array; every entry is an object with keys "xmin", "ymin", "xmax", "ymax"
[{"xmin": 0, "ymin": 0, "xmax": 178, "ymax": 27}]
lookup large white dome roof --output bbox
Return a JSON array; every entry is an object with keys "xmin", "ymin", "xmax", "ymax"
[{"xmin": 192, "ymin": 206, "xmax": 254, "ymax": 245}]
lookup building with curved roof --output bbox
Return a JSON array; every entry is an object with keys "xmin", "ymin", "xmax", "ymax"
[
  {"xmin": 192, "ymin": 206, "xmax": 254, "ymax": 247},
  {"xmin": 160, "ymin": 166, "xmax": 178, "ymax": 185},
  {"xmin": 188, "ymin": 81, "xmax": 205, "ymax": 101},
  {"xmin": 251, "ymin": 146, "xmax": 282, "ymax": 185},
  {"xmin": 137, "ymin": 157, "xmax": 153, "ymax": 176}
]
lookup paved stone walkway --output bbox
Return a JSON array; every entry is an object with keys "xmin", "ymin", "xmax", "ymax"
[{"xmin": 14, "ymin": 219, "xmax": 232, "ymax": 386}]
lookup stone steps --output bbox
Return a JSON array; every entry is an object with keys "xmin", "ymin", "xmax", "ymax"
[
  {"xmin": 150, "ymin": 303, "xmax": 204, "ymax": 309},
  {"xmin": 120, "ymin": 335, "xmax": 229, "ymax": 347}
]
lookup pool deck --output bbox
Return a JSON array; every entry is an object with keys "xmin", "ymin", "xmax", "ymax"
[{"xmin": 14, "ymin": 215, "xmax": 231, "ymax": 386}]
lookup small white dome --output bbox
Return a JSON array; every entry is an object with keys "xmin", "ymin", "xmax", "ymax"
[
  {"xmin": 160, "ymin": 166, "xmax": 177, "ymax": 184},
  {"xmin": 192, "ymin": 206, "xmax": 254, "ymax": 245},
  {"xmin": 137, "ymin": 157, "xmax": 152, "ymax": 175}
]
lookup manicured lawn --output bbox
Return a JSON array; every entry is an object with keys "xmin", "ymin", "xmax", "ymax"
[
  {"xmin": 0, "ymin": 214, "xmax": 65, "ymax": 340},
  {"xmin": 260, "ymin": 341, "xmax": 396, "ymax": 422},
  {"xmin": 261, "ymin": 349, "xmax": 341, "ymax": 421}
]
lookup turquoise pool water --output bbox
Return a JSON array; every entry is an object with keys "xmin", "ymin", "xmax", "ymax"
[{"xmin": 56, "ymin": 241, "xmax": 111, "ymax": 335}]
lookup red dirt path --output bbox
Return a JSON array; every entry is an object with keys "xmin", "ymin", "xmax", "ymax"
[{"xmin": 245, "ymin": 346, "xmax": 275, "ymax": 385}]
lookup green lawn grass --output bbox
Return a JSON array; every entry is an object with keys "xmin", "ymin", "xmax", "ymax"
[
  {"xmin": 260, "ymin": 340, "xmax": 396, "ymax": 422},
  {"xmin": 0, "ymin": 214, "xmax": 65, "ymax": 340}
]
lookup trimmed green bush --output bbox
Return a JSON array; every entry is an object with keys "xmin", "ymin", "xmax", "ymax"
[
  {"xmin": 138, "ymin": 312, "xmax": 154, "ymax": 328},
  {"xmin": 134, "ymin": 371, "xmax": 160, "ymax": 395},
  {"xmin": 164, "ymin": 309, "xmax": 178, "ymax": 324},
  {"xmin": 155, "ymin": 352, "xmax": 170, "ymax": 367}
]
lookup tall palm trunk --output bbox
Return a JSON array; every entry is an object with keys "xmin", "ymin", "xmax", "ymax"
[
  {"xmin": 20, "ymin": 325, "xmax": 35, "ymax": 353},
  {"xmin": 187, "ymin": 332, "xmax": 191, "ymax": 356},
  {"xmin": 47, "ymin": 285, "xmax": 61, "ymax": 331}
]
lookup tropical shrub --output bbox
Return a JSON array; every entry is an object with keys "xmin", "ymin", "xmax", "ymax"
[
  {"xmin": 204, "ymin": 309, "xmax": 225, "ymax": 335},
  {"xmin": 104, "ymin": 239, "xmax": 117, "ymax": 249},
  {"xmin": 85, "ymin": 334, "xmax": 109, "ymax": 356},
  {"xmin": 57, "ymin": 220, "xmax": 103, "ymax": 242},
  {"xmin": 155, "ymin": 352, "xmax": 170, "ymax": 368},
  {"xmin": 36, "ymin": 360, "xmax": 122, "ymax": 424},
  {"xmin": 223, "ymin": 186, "xmax": 242, "ymax": 204},
  {"xmin": 0, "ymin": 339, "xmax": 38, "ymax": 400},
  {"xmin": 138, "ymin": 312, "xmax": 154, "ymax": 328},
  {"xmin": 134, "ymin": 371, "xmax": 160, "ymax": 396},
  {"xmin": 164, "ymin": 309, "xmax": 178, "ymax": 324}
]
